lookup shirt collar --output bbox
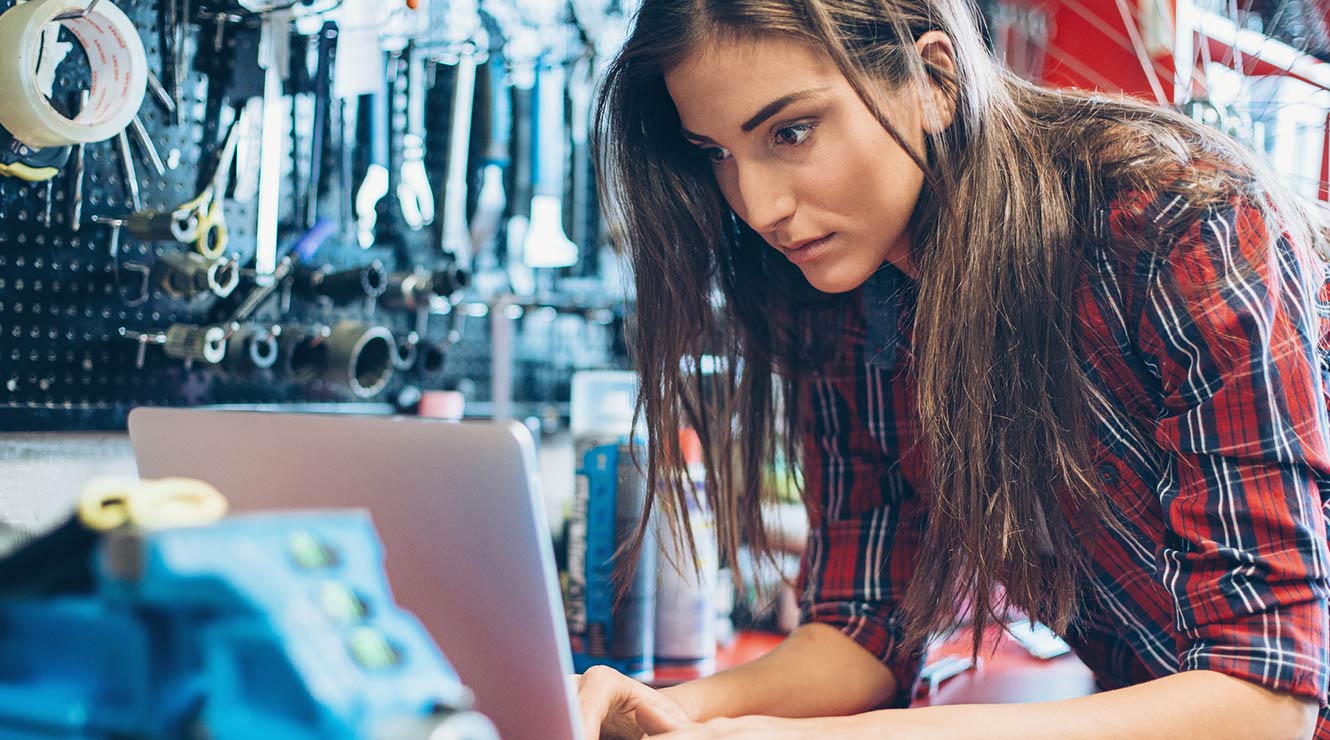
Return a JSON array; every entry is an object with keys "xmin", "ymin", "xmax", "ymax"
[{"xmin": 860, "ymin": 262, "xmax": 913, "ymax": 371}]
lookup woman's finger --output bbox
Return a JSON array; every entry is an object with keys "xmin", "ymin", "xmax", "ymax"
[
  {"xmin": 577, "ymin": 667, "xmax": 615, "ymax": 739},
  {"xmin": 632, "ymin": 687, "xmax": 694, "ymax": 735}
]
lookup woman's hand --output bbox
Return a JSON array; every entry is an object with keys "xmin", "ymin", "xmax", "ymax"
[
  {"xmin": 577, "ymin": 665, "xmax": 695, "ymax": 739},
  {"xmin": 643, "ymin": 715, "xmax": 868, "ymax": 739}
]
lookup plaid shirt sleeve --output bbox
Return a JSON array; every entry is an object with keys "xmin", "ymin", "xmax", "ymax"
[
  {"xmin": 795, "ymin": 307, "xmax": 928, "ymax": 707},
  {"xmin": 1136, "ymin": 197, "xmax": 1330, "ymax": 704}
]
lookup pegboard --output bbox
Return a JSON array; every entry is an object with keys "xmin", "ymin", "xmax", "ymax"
[
  {"xmin": 0, "ymin": 0, "xmax": 449, "ymax": 430},
  {"xmin": 0, "ymin": 0, "xmax": 629, "ymax": 432}
]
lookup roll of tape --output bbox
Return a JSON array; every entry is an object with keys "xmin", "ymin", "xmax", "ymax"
[{"xmin": 0, "ymin": 0, "xmax": 147, "ymax": 147}]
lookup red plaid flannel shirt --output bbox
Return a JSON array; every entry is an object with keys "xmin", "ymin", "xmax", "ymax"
[{"xmin": 796, "ymin": 192, "xmax": 1330, "ymax": 733}]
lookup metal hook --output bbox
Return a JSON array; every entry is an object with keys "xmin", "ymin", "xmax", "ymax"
[
  {"xmin": 120, "ymin": 262, "xmax": 152, "ymax": 307},
  {"xmin": 54, "ymin": 0, "xmax": 102, "ymax": 22}
]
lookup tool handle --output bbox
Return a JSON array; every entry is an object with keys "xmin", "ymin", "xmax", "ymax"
[
  {"xmin": 483, "ymin": 54, "xmax": 512, "ymax": 163},
  {"xmin": 532, "ymin": 61, "xmax": 565, "ymax": 199},
  {"xmin": 508, "ymin": 82, "xmax": 533, "ymax": 219}
]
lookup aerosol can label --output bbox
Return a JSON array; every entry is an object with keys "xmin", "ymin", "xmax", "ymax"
[{"xmin": 567, "ymin": 436, "xmax": 655, "ymax": 678}]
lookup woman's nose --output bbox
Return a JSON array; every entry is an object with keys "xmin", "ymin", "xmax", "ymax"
[{"xmin": 732, "ymin": 162, "xmax": 796, "ymax": 235}]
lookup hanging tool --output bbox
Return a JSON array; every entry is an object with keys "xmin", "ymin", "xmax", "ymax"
[
  {"xmin": 91, "ymin": 203, "xmax": 203, "ymax": 245},
  {"xmin": 567, "ymin": 53, "xmax": 596, "ymax": 254},
  {"xmin": 225, "ymin": 221, "xmax": 335, "ymax": 326},
  {"xmin": 294, "ymin": 261, "xmax": 389, "ymax": 304},
  {"xmin": 338, "ymin": 93, "xmax": 357, "ymax": 238},
  {"xmin": 438, "ymin": 44, "xmax": 478, "ymax": 268},
  {"xmin": 116, "ymin": 130, "xmax": 142, "ymax": 211},
  {"xmin": 286, "ymin": 32, "xmax": 309, "ymax": 212},
  {"xmin": 157, "ymin": 0, "xmax": 178, "ymax": 124},
  {"xmin": 173, "ymin": 115, "xmax": 243, "ymax": 258},
  {"xmin": 468, "ymin": 28, "xmax": 511, "ymax": 268},
  {"xmin": 175, "ymin": 0, "xmax": 189, "ymax": 113},
  {"xmin": 151, "ymin": 252, "xmax": 240, "ymax": 299},
  {"xmin": 68, "ymin": 93, "xmax": 88, "ymax": 231},
  {"xmin": 146, "ymin": 70, "xmax": 178, "ymax": 119},
  {"xmin": 42, "ymin": 180, "xmax": 54, "ymax": 228},
  {"xmin": 128, "ymin": 115, "xmax": 168, "ymax": 176},
  {"xmin": 224, "ymin": 324, "xmax": 280, "ymax": 373},
  {"xmin": 119, "ymin": 323, "xmax": 234, "ymax": 368},
  {"xmin": 380, "ymin": 263, "xmax": 470, "ymax": 312},
  {"xmin": 305, "ymin": 21, "xmax": 336, "ymax": 229},
  {"xmin": 89, "ymin": 215, "xmax": 128, "ymax": 290},
  {"xmin": 163, "ymin": 323, "xmax": 231, "ymax": 365},
  {"xmin": 355, "ymin": 60, "xmax": 391, "ymax": 248},
  {"xmin": 276, "ymin": 321, "xmax": 396, "ymax": 399},
  {"xmin": 92, "ymin": 207, "xmax": 231, "ymax": 304},
  {"xmin": 521, "ymin": 58, "xmax": 578, "ymax": 269},
  {"xmin": 322, "ymin": 321, "xmax": 396, "ymax": 398},
  {"xmin": 396, "ymin": 47, "xmax": 435, "ymax": 232},
  {"xmin": 505, "ymin": 44, "xmax": 536, "ymax": 294},
  {"xmin": 378, "ymin": 261, "xmax": 466, "ymax": 349},
  {"xmin": 254, "ymin": 8, "xmax": 292, "ymax": 282}
]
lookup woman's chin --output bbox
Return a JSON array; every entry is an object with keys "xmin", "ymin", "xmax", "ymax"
[{"xmin": 800, "ymin": 263, "xmax": 875, "ymax": 295}]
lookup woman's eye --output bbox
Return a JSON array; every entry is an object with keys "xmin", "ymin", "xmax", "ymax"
[
  {"xmin": 774, "ymin": 122, "xmax": 815, "ymax": 147},
  {"xmin": 700, "ymin": 146, "xmax": 730, "ymax": 164}
]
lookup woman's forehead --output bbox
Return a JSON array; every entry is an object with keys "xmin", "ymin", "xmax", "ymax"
[
  {"xmin": 668, "ymin": 35, "xmax": 834, "ymax": 82},
  {"xmin": 664, "ymin": 38, "xmax": 844, "ymax": 130}
]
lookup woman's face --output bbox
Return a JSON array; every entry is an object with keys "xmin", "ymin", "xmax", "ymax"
[{"xmin": 665, "ymin": 36, "xmax": 928, "ymax": 292}]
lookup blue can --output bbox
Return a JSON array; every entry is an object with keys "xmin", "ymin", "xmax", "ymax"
[{"xmin": 567, "ymin": 437, "xmax": 656, "ymax": 678}]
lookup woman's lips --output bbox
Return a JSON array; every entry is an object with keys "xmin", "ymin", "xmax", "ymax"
[{"xmin": 783, "ymin": 233, "xmax": 835, "ymax": 264}]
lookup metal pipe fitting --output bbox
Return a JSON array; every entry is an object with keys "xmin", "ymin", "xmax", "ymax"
[{"xmin": 294, "ymin": 260, "xmax": 389, "ymax": 303}]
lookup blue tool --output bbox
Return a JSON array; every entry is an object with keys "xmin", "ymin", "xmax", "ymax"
[{"xmin": 0, "ymin": 509, "xmax": 498, "ymax": 740}]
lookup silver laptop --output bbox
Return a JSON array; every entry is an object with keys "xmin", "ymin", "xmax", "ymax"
[{"xmin": 128, "ymin": 407, "xmax": 582, "ymax": 740}]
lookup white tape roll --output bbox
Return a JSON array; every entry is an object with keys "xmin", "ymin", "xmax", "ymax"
[{"xmin": 0, "ymin": 0, "xmax": 147, "ymax": 147}]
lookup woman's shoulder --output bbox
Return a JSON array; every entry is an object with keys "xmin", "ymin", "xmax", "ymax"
[{"xmin": 1059, "ymin": 103, "xmax": 1262, "ymax": 243}]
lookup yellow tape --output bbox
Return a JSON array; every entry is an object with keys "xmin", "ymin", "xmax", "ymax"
[
  {"xmin": 79, "ymin": 476, "xmax": 229, "ymax": 531},
  {"xmin": 0, "ymin": 161, "xmax": 59, "ymax": 181}
]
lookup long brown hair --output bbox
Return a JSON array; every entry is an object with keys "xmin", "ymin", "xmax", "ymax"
[{"xmin": 592, "ymin": 0, "xmax": 1327, "ymax": 655}]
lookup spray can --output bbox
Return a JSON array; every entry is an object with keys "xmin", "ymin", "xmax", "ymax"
[
  {"xmin": 654, "ymin": 428, "xmax": 719, "ymax": 667},
  {"xmin": 566, "ymin": 371, "xmax": 655, "ymax": 678}
]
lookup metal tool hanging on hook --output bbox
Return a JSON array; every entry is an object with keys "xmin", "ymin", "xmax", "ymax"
[
  {"xmin": 521, "ymin": 55, "xmax": 578, "ymax": 269},
  {"xmin": 437, "ymin": 42, "xmax": 478, "ymax": 268},
  {"xmin": 171, "ymin": 115, "xmax": 244, "ymax": 258},
  {"xmin": 151, "ymin": 252, "xmax": 241, "ymax": 300},
  {"xmin": 469, "ymin": 11, "xmax": 511, "ymax": 269},
  {"xmin": 120, "ymin": 322, "xmax": 236, "ymax": 368},
  {"xmin": 396, "ymin": 46, "xmax": 435, "ymax": 231},
  {"xmin": 503, "ymin": 21, "xmax": 539, "ymax": 295},
  {"xmin": 303, "ymin": 21, "xmax": 336, "ymax": 229},
  {"xmin": 354, "ymin": 56, "xmax": 392, "ymax": 248}
]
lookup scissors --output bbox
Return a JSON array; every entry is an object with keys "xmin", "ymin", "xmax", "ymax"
[{"xmin": 172, "ymin": 118, "xmax": 243, "ymax": 258}]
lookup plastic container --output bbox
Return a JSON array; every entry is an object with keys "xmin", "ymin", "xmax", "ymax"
[
  {"xmin": 653, "ymin": 428, "xmax": 719, "ymax": 667},
  {"xmin": 566, "ymin": 371, "xmax": 655, "ymax": 678}
]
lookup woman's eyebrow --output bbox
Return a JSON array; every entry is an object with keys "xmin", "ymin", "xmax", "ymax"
[{"xmin": 681, "ymin": 88, "xmax": 829, "ymax": 142}]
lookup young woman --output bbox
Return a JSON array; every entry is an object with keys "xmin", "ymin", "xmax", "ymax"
[{"xmin": 580, "ymin": 0, "xmax": 1330, "ymax": 738}]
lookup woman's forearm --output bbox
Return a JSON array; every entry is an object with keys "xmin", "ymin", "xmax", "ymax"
[
  {"xmin": 870, "ymin": 670, "xmax": 1318, "ymax": 740},
  {"xmin": 660, "ymin": 623, "xmax": 898, "ymax": 722}
]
